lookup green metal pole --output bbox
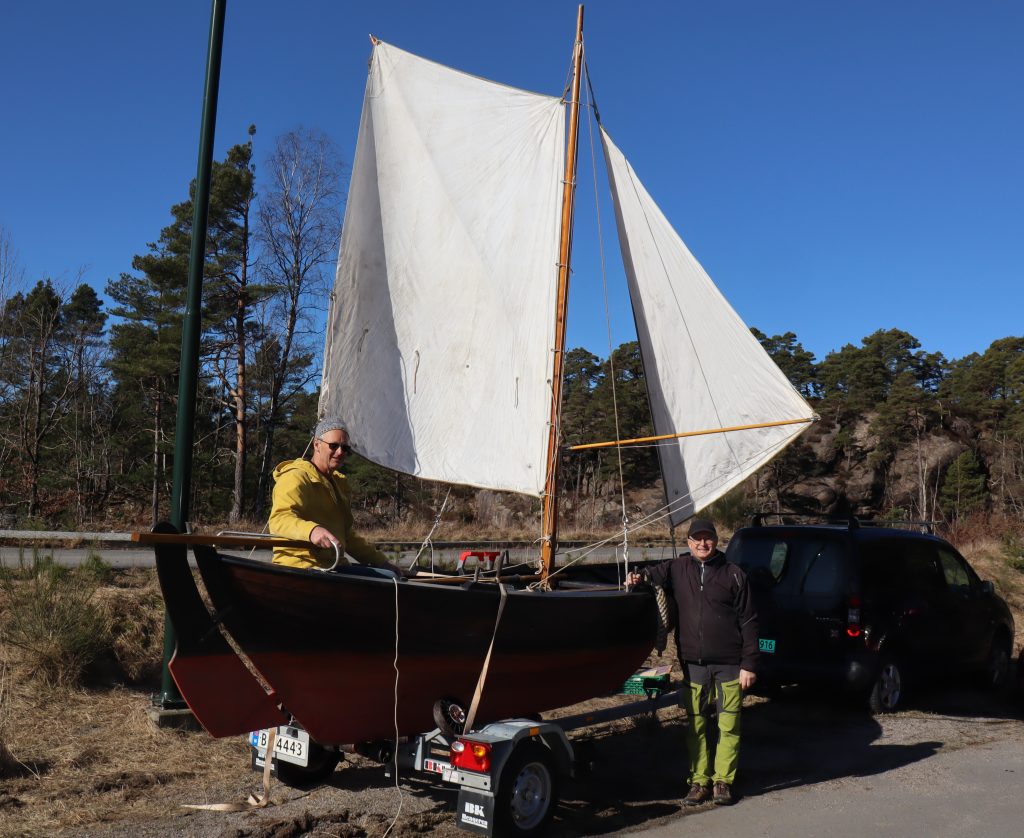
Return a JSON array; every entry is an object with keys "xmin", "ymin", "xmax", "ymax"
[{"xmin": 158, "ymin": 0, "xmax": 228, "ymax": 709}]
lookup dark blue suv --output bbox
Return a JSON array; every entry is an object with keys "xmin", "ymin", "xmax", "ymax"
[{"xmin": 726, "ymin": 517, "xmax": 1015, "ymax": 712}]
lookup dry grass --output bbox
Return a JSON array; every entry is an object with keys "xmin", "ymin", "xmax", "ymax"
[
  {"xmin": 0, "ymin": 658, "xmax": 17, "ymax": 779},
  {"xmin": 0, "ymin": 682, "xmax": 252, "ymax": 837},
  {"xmin": 957, "ymin": 534, "xmax": 1024, "ymax": 654},
  {"xmin": 0, "ymin": 558, "xmax": 112, "ymax": 688},
  {"xmin": 0, "ymin": 565, "xmax": 253, "ymax": 836},
  {"xmin": 94, "ymin": 570, "xmax": 167, "ymax": 684},
  {"xmin": 0, "ymin": 519, "xmax": 1021, "ymax": 836}
]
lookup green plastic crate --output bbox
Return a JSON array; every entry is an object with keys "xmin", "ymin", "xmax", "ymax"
[{"xmin": 622, "ymin": 665, "xmax": 672, "ymax": 697}]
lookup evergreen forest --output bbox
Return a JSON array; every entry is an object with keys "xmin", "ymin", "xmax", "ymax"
[{"xmin": 1, "ymin": 131, "xmax": 1022, "ymax": 540}]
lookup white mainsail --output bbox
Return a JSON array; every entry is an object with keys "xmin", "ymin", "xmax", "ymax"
[
  {"xmin": 601, "ymin": 127, "xmax": 816, "ymax": 526},
  {"xmin": 321, "ymin": 43, "xmax": 565, "ymax": 495}
]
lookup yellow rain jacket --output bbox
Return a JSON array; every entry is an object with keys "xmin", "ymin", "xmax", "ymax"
[{"xmin": 269, "ymin": 458, "xmax": 388, "ymax": 570}]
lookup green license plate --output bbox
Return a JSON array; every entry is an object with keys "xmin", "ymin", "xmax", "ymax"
[{"xmin": 759, "ymin": 638, "xmax": 776, "ymax": 653}]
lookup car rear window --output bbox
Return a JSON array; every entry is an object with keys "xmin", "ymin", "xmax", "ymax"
[{"xmin": 729, "ymin": 530, "xmax": 848, "ymax": 605}]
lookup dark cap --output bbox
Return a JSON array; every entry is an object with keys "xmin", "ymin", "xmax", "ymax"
[{"xmin": 687, "ymin": 518, "xmax": 718, "ymax": 539}]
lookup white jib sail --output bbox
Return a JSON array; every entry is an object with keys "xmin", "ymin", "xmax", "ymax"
[
  {"xmin": 321, "ymin": 43, "xmax": 565, "ymax": 495},
  {"xmin": 601, "ymin": 128, "xmax": 816, "ymax": 526}
]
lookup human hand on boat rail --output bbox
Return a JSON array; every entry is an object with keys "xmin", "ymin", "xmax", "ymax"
[{"xmin": 626, "ymin": 570, "xmax": 648, "ymax": 588}]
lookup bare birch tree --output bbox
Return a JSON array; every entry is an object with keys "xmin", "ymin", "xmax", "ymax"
[{"xmin": 252, "ymin": 128, "xmax": 346, "ymax": 519}]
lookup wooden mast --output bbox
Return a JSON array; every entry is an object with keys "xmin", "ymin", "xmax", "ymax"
[{"xmin": 540, "ymin": 5, "xmax": 585, "ymax": 585}]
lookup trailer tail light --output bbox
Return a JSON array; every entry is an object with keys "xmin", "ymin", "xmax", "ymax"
[
  {"xmin": 847, "ymin": 595, "xmax": 862, "ymax": 638},
  {"xmin": 451, "ymin": 738, "xmax": 491, "ymax": 773}
]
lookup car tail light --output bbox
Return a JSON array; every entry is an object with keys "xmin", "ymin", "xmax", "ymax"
[
  {"xmin": 451, "ymin": 738, "xmax": 491, "ymax": 773},
  {"xmin": 846, "ymin": 594, "xmax": 862, "ymax": 638}
]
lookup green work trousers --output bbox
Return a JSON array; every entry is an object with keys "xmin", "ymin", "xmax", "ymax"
[{"xmin": 679, "ymin": 661, "xmax": 742, "ymax": 786}]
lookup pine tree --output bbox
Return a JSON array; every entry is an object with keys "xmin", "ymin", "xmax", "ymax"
[{"xmin": 940, "ymin": 450, "xmax": 988, "ymax": 519}]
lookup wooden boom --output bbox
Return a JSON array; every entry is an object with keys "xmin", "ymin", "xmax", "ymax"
[{"xmin": 567, "ymin": 417, "xmax": 816, "ymax": 452}]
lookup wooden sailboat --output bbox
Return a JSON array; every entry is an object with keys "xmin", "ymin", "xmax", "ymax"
[{"xmin": 151, "ymin": 7, "xmax": 815, "ymax": 746}]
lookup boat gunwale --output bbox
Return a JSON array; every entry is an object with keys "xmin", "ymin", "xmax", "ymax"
[{"xmin": 201, "ymin": 550, "xmax": 658, "ymax": 601}]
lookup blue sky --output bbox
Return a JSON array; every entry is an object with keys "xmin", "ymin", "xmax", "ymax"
[{"xmin": 1, "ymin": 1, "xmax": 1021, "ymax": 366}]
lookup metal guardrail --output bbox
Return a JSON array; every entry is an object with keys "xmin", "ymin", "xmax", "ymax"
[
  {"xmin": 0, "ymin": 529, "xmax": 134, "ymax": 542},
  {"xmin": 0, "ymin": 530, "xmax": 674, "ymax": 550}
]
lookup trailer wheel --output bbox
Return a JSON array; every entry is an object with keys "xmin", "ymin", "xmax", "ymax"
[
  {"xmin": 274, "ymin": 740, "xmax": 340, "ymax": 788},
  {"xmin": 495, "ymin": 741, "xmax": 558, "ymax": 837}
]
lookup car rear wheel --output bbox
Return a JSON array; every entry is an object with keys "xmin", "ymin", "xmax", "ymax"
[
  {"xmin": 868, "ymin": 658, "xmax": 904, "ymax": 714},
  {"xmin": 983, "ymin": 635, "xmax": 1012, "ymax": 690}
]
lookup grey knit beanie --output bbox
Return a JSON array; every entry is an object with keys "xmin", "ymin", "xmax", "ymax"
[{"xmin": 314, "ymin": 416, "xmax": 348, "ymax": 439}]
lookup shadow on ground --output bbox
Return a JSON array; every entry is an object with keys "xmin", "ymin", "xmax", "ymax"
[{"xmin": 248, "ymin": 680, "xmax": 1023, "ymax": 838}]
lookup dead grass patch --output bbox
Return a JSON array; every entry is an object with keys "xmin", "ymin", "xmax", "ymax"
[
  {"xmin": 0, "ymin": 557, "xmax": 112, "ymax": 688},
  {"xmin": 957, "ymin": 534, "xmax": 1024, "ymax": 653},
  {"xmin": 94, "ymin": 573, "xmax": 166, "ymax": 684},
  {"xmin": 0, "ymin": 681, "xmax": 252, "ymax": 837}
]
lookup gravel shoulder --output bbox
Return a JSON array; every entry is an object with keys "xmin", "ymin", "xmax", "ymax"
[{"xmin": 5, "ymin": 671, "xmax": 1021, "ymax": 838}]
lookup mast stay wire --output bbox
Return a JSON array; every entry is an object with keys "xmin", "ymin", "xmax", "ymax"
[
  {"xmin": 537, "ymin": 435, "xmax": 796, "ymax": 587},
  {"xmin": 407, "ymin": 486, "xmax": 453, "ymax": 573},
  {"xmin": 581, "ymin": 56, "xmax": 632, "ymax": 582}
]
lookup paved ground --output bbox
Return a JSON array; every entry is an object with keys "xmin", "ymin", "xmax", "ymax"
[{"xmin": 630, "ymin": 734, "xmax": 1024, "ymax": 837}]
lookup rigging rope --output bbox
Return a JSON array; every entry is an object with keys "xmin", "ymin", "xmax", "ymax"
[
  {"xmin": 583, "ymin": 60, "xmax": 631, "ymax": 577},
  {"xmin": 407, "ymin": 486, "xmax": 453, "ymax": 572},
  {"xmin": 382, "ymin": 576, "xmax": 404, "ymax": 838},
  {"xmin": 538, "ymin": 435, "xmax": 796, "ymax": 587}
]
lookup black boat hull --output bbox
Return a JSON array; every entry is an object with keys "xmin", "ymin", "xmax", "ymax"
[{"xmin": 157, "ymin": 545, "xmax": 658, "ymax": 744}]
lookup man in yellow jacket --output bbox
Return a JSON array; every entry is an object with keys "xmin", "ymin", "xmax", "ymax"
[{"xmin": 269, "ymin": 416, "xmax": 405, "ymax": 574}]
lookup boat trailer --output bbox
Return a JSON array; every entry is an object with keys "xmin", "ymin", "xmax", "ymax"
[{"xmin": 249, "ymin": 669, "xmax": 677, "ymax": 837}]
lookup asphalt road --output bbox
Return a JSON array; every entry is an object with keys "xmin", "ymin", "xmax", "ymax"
[
  {"xmin": 597, "ymin": 679, "xmax": 1024, "ymax": 838},
  {"xmin": 631, "ymin": 734, "xmax": 1024, "ymax": 837}
]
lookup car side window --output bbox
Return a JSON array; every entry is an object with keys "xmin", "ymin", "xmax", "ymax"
[
  {"xmin": 879, "ymin": 541, "xmax": 945, "ymax": 601},
  {"xmin": 937, "ymin": 547, "xmax": 974, "ymax": 594},
  {"xmin": 769, "ymin": 542, "xmax": 788, "ymax": 581},
  {"xmin": 729, "ymin": 536, "xmax": 789, "ymax": 589}
]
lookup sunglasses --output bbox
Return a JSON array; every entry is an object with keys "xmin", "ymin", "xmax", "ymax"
[{"xmin": 318, "ymin": 438, "xmax": 353, "ymax": 455}]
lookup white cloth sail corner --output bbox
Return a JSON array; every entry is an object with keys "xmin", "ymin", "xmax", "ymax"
[
  {"xmin": 321, "ymin": 39, "xmax": 814, "ymax": 518},
  {"xmin": 321, "ymin": 42, "xmax": 565, "ymax": 495},
  {"xmin": 601, "ymin": 127, "xmax": 816, "ymax": 527}
]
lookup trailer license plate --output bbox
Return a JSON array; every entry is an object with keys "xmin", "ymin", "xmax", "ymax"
[
  {"xmin": 249, "ymin": 727, "xmax": 310, "ymax": 767},
  {"xmin": 423, "ymin": 758, "xmax": 449, "ymax": 774},
  {"xmin": 759, "ymin": 638, "xmax": 776, "ymax": 653}
]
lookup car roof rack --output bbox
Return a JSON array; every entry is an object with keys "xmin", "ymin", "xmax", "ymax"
[
  {"xmin": 854, "ymin": 519, "xmax": 937, "ymax": 535},
  {"xmin": 750, "ymin": 513, "xmax": 861, "ymax": 529},
  {"xmin": 749, "ymin": 513, "xmax": 937, "ymax": 535}
]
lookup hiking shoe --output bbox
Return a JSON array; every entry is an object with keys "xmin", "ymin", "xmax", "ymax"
[
  {"xmin": 712, "ymin": 781, "xmax": 734, "ymax": 806},
  {"xmin": 683, "ymin": 782, "xmax": 712, "ymax": 806}
]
